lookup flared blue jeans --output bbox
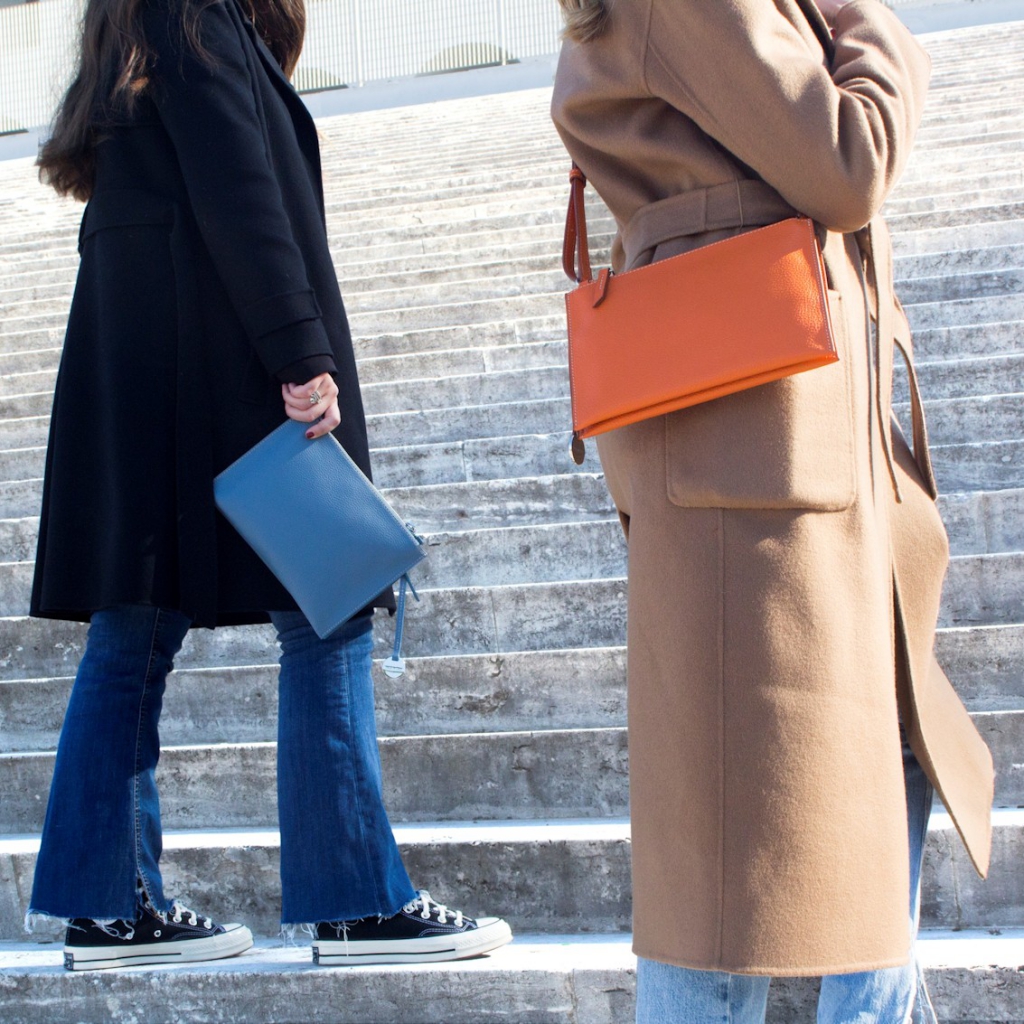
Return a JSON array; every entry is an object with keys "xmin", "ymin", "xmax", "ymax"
[{"xmin": 29, "ymin": 604, "xmax": 416, "ymax": 925}]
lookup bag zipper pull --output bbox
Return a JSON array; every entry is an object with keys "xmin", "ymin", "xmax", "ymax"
[{"xmin": 571, "ymin": 433, "xmax": 586, "ymax": 466}]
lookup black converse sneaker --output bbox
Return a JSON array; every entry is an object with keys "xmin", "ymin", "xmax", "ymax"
[
  {"xmin": 311, "ymin": 890, "xmax": 512, "ymax": 966},
  {"xmin": 63, "ymin": 901, "xmax": 253, "ymax": 971}
]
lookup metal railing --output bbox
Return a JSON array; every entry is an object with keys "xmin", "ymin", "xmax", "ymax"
[
  {"xmin": 0, "ymin": 0, "xmax": 79, "ymax": 134},
  {"xmin": 0, "ymin": 0, "xmax": 563, "ymax": 134},
  {"xmin": 296, "ymin": 0, "xmax": 562, "ymax": 92}
]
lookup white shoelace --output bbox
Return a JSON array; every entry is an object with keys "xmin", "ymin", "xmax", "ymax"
[
  {"xmin": 170, "ymin": 901, "xmax": 213, "ymax": 929},
  {"xmin": 403, "ymin": 890, "xmax": 463, "ymax": 927}
]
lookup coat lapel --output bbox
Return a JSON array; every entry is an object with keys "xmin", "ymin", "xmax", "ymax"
[{"xmin": 227, "ymin": 0, "xmax": 324, "ymax": 191}]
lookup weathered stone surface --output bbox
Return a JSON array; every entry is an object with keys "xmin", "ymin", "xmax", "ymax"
[
  {"xmin": 931, "ymin": 440, "xmax": 1024, "ymax": 493},
  {"xmin": 0, "ymin": 727, "xmax": 633, "ymax": 832},
  {"xmin": 1, "ymin": 544, "xmax": 1020, "ymax": 629},
  {"xmin": 935, "ymin": 623, "xmax": 1024, "ymax": 709},
  {"xmin": 5, "ymin": 710, "xmax": 1023, "ymax": 835},
  {"xmin": 0, "ymin": 931, "xmax": 1021, "ymax": 1024},
  {"xmin": 942, "ymin": 551, "xmax": 1024, "ymax": 626},
  {"xmin": 0, "ymin": 20, "xmax": 1021, "ymax": 1020},
  {"xmin": 1, "ymin": 810, "xmax": 1022, "ymax": 941},
  {"xmin": 0, "ymin": 647, "xmax": 629, "ymax": 753}
]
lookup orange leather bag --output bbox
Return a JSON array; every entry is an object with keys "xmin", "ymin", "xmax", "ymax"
[{"xmin": 562, "ymin": 166, "xmax": 839, "ymax": 464}]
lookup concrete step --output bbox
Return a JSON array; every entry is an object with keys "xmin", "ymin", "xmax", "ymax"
[
  {"xmin": 887, "ymin": 198, "xmax": 1024, "ymax": 237},
  {"xmin": 895, "ymin": 241, "xmax": 1024, "ymax": 280},
  {"xmin": 0, "ymin": 646, "xmax": 629, "ymax": 752},
  {"xmin": 3, "ymin": 479, "xmax": 1021, "ymax": 565},
  {"xmin": 0, "ymin": 585, "xmax": 1022, "ymax": 695},
  {"xmin": 0, "ymin": 297, "xmax": 1019, "ymax": 407},
  {"xmin": 931, "ymin": 439, "xmax": 1024, "ymax": 492},
  {"xmin": 0, "ymin": 176, "xmax": 1018, "ymax": 286},
  {"xmin": 2, "ymin": 614, "xmax": 1019, "ymax": 753},
  {"xmin": 1, "ymin": 317, "xmax": 1019, "ymax": 431},
  {"xmin": 0, "ymin": 363, "xmax": 575, "ymax": 421},
  {"xmin": 0, "ymin": 515, "xmax": 1020, "ymax": 620},
  {"xmin": 896, "ymin": 165, "xmax": 1024, "ymax": 203},
  {"xmin": 1, "ymin": 343, "xmax": 1021, "ymax": 425},
  {"xmin": 0, "ymin": 384, "xmax": 1019, "ymax": 463},
  {"xmin": 896, "ymin": 263, "xmax": 1024, "ymax": 306},
  {"xmin": 0, "ymin": 336, "xmax": 572, "ymax": 397},
  {"xmin": 5, "ymin": 202, "xmax": 1022, "ymax": 325},
  {"xmin": 894, "ymin": 352, "xmax": 1024, "ymax": 402},
  {"xmin": 1, "ymin": 929, "xmax": 1021, "ymax": 1024},
  {"xmin": 357, "ymin": 286, "xmax": 1024, "ymax": 341},
  {"xmin": 4, "ymin": 352, "xmax": 1020, "ymax": 438},
  {"xmin": 894, "ymin": 393, "xmax": 1024, "ymax": 448},
  {"xmin": 3, "ymin": 243, "xmax": 1022, "ymax": 361},
  {"xmin": 1, "ymin": 429, "xmax": 1021, "ymax": 524},
  {"xmin": 7, "ymin": 229, "xmax": 1024, "ymax": 324},
  {"xmin": 3, "ymin": 708, "xmax": 1019, "ymax": 835},
  {"xmin": 941, "ymin": 550, "xmax": 1024, "ymax": 626},
  {"xmin": 0, "ymin": 471, "xmax": 616, "ymax": 556},
  {"xmin": 0, "ymin": 808, "xmax": 1021, "ymax": 940},
  {"xmin": 937, "ymin": 486, "xmax": 1024, "ymax": 554},
  {"xmin": 0, "ymin": 447, "xmax": 611, "ymax": 522},
  {"xmin": 0, "ymin": 727, "xmax": 633, "ymax": 832},
  {"xmin": 0, "ymin": 477, "xmax": 43, "ymax": 520},
  {"xmin": 888, "ymin": 185, "xmax": 1024, "ymax": 218},
  {"xmin": 3, "ymin": 610, "xmax": 1019, "ymax": 751},
  {"xmin": 2, "ymin": 234, "xmax": 1022, "ymax": 329},
  {"xmin": 892, "ymin": 218, "xmax": 1024, "ymax": 260}
]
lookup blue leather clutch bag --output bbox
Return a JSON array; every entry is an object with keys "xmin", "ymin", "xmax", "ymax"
[{"xmin": 214, "ymin": 420, "xmax": 425, "ymax": 648}]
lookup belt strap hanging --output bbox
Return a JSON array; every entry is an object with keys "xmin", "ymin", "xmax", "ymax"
[{"xmin": 382, "ymin": 572, "xmax": 419, "ymax": 679}]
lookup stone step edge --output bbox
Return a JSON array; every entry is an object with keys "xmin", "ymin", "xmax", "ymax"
[
  {"xmin": 0, "ymin": 230, "xmax": 1021, "ymax": 293},
  {"xmin": 3, "ymin": 927, "xmax": 1022, "ymax": 966},
  {"xmin": 3, "ymin": 926, "xmax": 1024, "ymax": 969},
  {"xmin": 3, "ymin": 387, "xmax": 1023, "ymax": 436},
  {"xmin": 2, "ymin": 546, "xmax": 1023, "ymax": 585},
  {"xmin": 6, "ymin": 704, "xmax": 1018, "ymax": 750},
  {"xmin": 5, "ymin": 346, "xmax": 1024, "ymax": 400},
  {"xmin": 3, "ymin": 319, "xmax": 1023, "ymax": 380},
  {"xmin": 0, "ymin": 930, "xmax": 1021, "ymax": 1024},
  {"xmin": 2, "ymin": 806, "xmax": 1021, "ymax": 850}
]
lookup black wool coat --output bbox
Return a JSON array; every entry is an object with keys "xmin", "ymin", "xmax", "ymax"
[{"xmin": 31, "ymin": 0, "xmax": 391, "ymax": 628}]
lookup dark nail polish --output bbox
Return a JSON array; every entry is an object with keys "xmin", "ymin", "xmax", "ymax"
[{"xmin": 306, "ymin": 431, "xmax": 315, "ymax": 440}]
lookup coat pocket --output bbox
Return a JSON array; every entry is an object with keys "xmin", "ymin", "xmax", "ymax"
[{"xmin": 664, "ymin": 290, "xmax": 857, "ymax": 511}]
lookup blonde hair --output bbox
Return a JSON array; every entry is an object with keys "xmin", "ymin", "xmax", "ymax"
[{"xmin": 556, "ymin": 0, "xmax": 610, "ymax": 43}]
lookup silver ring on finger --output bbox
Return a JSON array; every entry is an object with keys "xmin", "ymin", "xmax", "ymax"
[{"xmin": 308, "ymin": 390, "xmax": 322, "ymax": 406}]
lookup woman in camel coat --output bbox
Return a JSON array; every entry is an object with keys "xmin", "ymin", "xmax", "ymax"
[{"xmin": 551, "ymin": 0, "xmax": 993, "ymax": 1019}]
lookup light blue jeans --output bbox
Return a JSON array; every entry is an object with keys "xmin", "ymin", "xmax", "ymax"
[
  {"xmin": 29, "ymin": 604, "xmax": 416, "ymax": 926},
  {"xmin": 636, "ymin": 735, "xmax": 936, "ymax": 1024}
]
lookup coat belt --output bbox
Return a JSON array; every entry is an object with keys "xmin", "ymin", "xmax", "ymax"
[{"xmin": 620, "ymin": 179, "xmax": 798, "ymax": 271}]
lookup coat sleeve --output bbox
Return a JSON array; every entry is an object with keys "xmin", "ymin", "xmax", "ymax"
[
  {"xmin": 142, "ymin": 0, "xmax": 336, "ymax": 377},
  {"xmin": 643, "ymin": 0, "xmax": 931, "ymax": 232}
]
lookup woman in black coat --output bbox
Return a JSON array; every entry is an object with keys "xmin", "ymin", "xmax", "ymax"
[{"xmin": 27, "ymin": 0, "xmax": 511, "ymax": 970}]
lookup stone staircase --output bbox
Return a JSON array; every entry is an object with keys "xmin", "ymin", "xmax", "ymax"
[{"xmin": 1, "ymin": 17, "xmax": 1023, "ymax": 1023}]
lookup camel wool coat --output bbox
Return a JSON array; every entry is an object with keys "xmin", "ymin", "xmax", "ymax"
[{"xmin": 552, "ymin": 0, "xmax": 993, "ymax": 976}]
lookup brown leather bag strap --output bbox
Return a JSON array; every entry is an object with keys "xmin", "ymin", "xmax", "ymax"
[{"xmin": 563, "ymin": 163, "xmax": 593, "ymax": 284}]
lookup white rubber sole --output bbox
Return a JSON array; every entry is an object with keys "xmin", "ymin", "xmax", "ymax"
[
  {"xmin": 63, "ymin": 923, "xmax": 254, "ymax": 971},
  {"xmin": 312, "ymin": 917, "xmax": 513, "ymax": 966}
]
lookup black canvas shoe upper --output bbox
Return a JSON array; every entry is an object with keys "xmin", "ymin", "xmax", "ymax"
[
  {"xmin": 315, "ymin": 891, "xmax": 480, "ymax": 942},
  {"xmin": 65, "ymin": 901, "xmax": 225, "ymax": 949}
]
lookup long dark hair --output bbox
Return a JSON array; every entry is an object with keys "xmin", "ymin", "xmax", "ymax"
[{"xmin": 38, "ymin": 0, "xmax": 306, "ymax": 201}]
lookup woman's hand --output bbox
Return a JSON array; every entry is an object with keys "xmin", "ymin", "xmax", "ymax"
[
  {"xmin": 814, "ymin": 0, "xmax": 848, "ymax": 22},
  {"xmin": 282, "ymin": 373, "xmax": 340, "ymax": 439}
]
